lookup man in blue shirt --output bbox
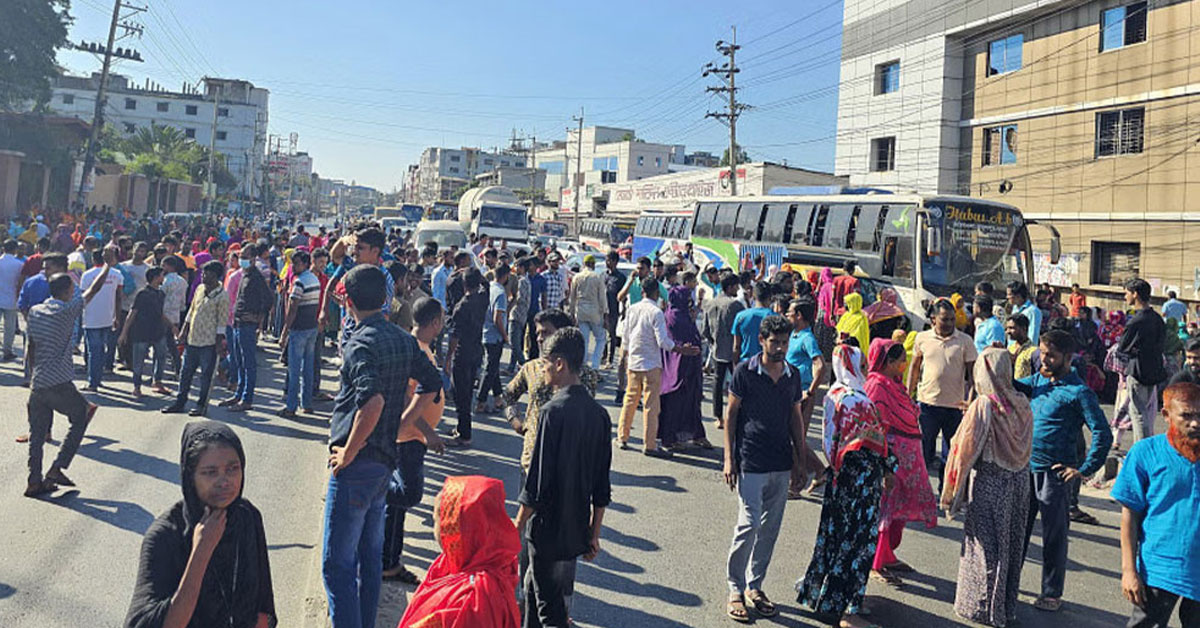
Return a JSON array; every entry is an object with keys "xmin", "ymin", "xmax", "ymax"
[
  {"xmin": 1020, "ymin": 329, "xmax": 1113, "ymax": 612},
  {"xmin": 731, "ymin": 282, "xmax": 773, "ymax": 364},
  {"xmin": 973, "ymin": 295, "xmax": 1006, "ymax": 354},
  {"xmin": 1161, "ymin": 290, "xmax": 1188, "ymax": 325},
  {"xmin": 785, "ymin": 297, "xmax": 827, "ymax": 490},
  {"xmin": 1112, "ymin": 381, "xmax": 1200, "ymax": 627},
  {"xmin": 1007, "ymin": 281, "xmax": 1042, "ymax": 345}
]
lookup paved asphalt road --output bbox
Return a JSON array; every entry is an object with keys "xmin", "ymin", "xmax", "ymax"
[{"xmin": 0, "ymin": 338, "xmax": 1157, "ymax": 628}]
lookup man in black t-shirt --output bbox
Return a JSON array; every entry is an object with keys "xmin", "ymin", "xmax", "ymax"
[
  {"xmin": 516, "ymin": 327, "xmax": 611, "ymax": 628},
  {"xmin": 118, "ymin": 266, "xmax": 175, "ymax": 397},
  {"xmin": 1117, "ymin": 278, "xmax": 1167, "ymax": 441},
  {"xmin": 445, "ymin": 268, "xmax": 488, "ymax": 448},
  {"xmin": 721, "ymin": 315, "xmax": 807, "ymax": 621}
]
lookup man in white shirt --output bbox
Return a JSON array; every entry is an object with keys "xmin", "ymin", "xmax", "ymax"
[
  {"xmin": 0, "ymin": 239, "xmax": 24, "ymax": 360},
  {"xmin": 81, "ymin": 248, "xmax": 123, "ymax": 390},
  {"xmin": 616, "ymin": 278, "xmax": 699, "ymax": 458}
]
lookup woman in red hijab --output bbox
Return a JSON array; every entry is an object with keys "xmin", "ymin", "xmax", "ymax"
[{"xmin": 399, "ymin": 476, "xmax": 520, "ymax": 628}]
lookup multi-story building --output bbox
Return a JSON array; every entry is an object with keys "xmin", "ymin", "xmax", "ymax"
[
  {"xmin": 533, "ymin": 126, "xmax": 686, "ymax": 208},
  {"xmin": 836, "ymin": 0, "xmax": 1200, "ymax": 297},
  {"xmin": 412, "ymin": 146, "xmax": 527, "ymax": 205},
  {"xmin": 50, "ymin": 73, "xmax": 269, "ymax": 199}
]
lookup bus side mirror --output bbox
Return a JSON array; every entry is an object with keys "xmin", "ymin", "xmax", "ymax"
[
  {"xmin": 1049, "ymin": 236, "xmax": 1062, "ymax": 265},
  {"xmin": 924, "ymin": 226, "xmax": 942, "ymax": 257}
]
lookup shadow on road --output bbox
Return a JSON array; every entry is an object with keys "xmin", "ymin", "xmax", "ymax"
[
  {"xmin": 46, "ymin": 490, "xmax": 156, "ymax": 535},
  {"xmin": 76, "ymin": 434, "xmax": 179, "ymax": 484}
]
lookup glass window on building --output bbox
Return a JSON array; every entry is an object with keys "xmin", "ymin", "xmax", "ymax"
[
  {"xmin": 1101, "ymin": 2, "xmax": 1147, "ymax": 52},
  {"xmin": 987, "ymin": 34, "xmax": 1023, "ymax": 75},
  {"xmin": 541, "ymin": 161, "xmax": 563, "ymax": 174},
  {"xmin": 124, "ymin": 98, "xmax": 137, "ymax": 110},
  {"xmin": 450, "ymin": 155, "xmax": 461, "ymax": 162},
  {"xmin": 184, "ymin": 128, "xmax": 196, "ymax": 138},
  {"xmin": 123, "ymin": 122, "xmax": 136, "ymax": 133},
  {"xmin": 216, "ymin": 131, "xmax": 227, "ymax": 141},
  {"xmin": 983, "ymin": 124, "xmax": 1018, "ymax": 165},
  {"xmin": 61, "ymin": 93, "xmax": 74, "ymax": 104},
  {"xmin": 186, "ymin": 105, "xmax": 198, "ymax": 115},
  {"xmin": 870, "ymin": 137, "xmax": 896, "ymax": 171},
  {"xmin": 218, "ymin": 107, "xmax": 229, "ymax": 117},
  {"xmin": 655, "ymin": 156, "xmax": 662, "ymax": 167},
  {"xmin": 1091, "ymin": 241, "xmax": 1140, "ymax": 285},
  {"xmin": 875, "ymin": 61, "xmax": 900, "ymax": 95},
  {"xmin": 156, "ymin": 101, "xmax": 169, "ymax": 112},
  {"xmin": 1096, "ymin": 108, "xmax": 1144, "ymax": 157},
  {"xmin": 637, "ymin": 155, "xmax": 644, "ymax": 166}
]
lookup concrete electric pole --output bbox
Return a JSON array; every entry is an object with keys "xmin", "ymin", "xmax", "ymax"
[
  {"xmin": 571, "ymin": 108, "xmax": 584, "ymax": 236},
  {"xmin": 704, "ymin": 26, "xmax": 748, "ymax": 197},
  {"xmin": 205, "ymin": 81, "xmax": 221, "ymax": 212},
  {"xmin": 74, "ymin": 0, "xmax": 145, "ymax": 206}
]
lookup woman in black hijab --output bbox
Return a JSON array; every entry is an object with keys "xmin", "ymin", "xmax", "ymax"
[{"xmin": 125, "ymin": 421, "xmax": 275, "ymax": 628}]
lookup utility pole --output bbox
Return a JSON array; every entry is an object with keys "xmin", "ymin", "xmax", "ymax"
[
  {"xmin": 571, "ymin": 108, "xmax": 584, "ymax": 235},
  {"xmin": 75, "ymin": 0, "xmax": 146, "ymax": 206},
  {"xmin": 205, "ymin": 81, "xmax": 221, "ymax": 212},
  {"xmin": 704, "ymin": 26, "xmax": 748, "ymax": 197}
]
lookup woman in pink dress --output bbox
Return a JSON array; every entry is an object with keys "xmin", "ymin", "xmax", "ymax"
[{"xmin": 864, "ymin": 338, "xmax": 937, "ymax": 586}]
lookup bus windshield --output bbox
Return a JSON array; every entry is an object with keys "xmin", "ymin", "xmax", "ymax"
[
  {"xmin": 922, "ymin": 201, "xmax": 1029, "ymax": 295},
  {"xmin": 611, "ymin": 223, "xmax": 633, "ymax": 245},
  {"xmin": 479, "ymin": 205, "xmax": 527, "ymax": 230}
]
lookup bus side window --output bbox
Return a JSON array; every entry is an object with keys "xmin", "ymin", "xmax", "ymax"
[
  {"xmin": 693, "ymin": 203, "xmax": 716, "ymax": 237},
  {"xmin": 790, "ymin": 204, "xmax": 814, "ymax": 245},
  {"xmin": 881, "ymin": 236, "xmax": 898, "ymax": 276},
  {"xmin": 810, "ymin": 204, "xmax": 830, "ymax": 247},
  {"xmin": 845, "ymin": 205, "xmax": 863, "ymax": 249},
  {"xmin": 853, "ymin": 204, "xmax": 884, "ymax": 253},
  {"xmin": 754, "ymin": 204, "xmax": 771, "ymax": 241},
  {"xmin": 762, "ymin": 203, "xmax": 790, "ymax": 244},
  {"xmin": 714, "ymin": 203, "xmax": 739, "ymax": 239},
  {"xmin": 734, "ymin": 203, "xmax": 763, "ymax": 241},
  {"xmin": 824, "ymin": 204, "xmax": 855, "ymax": 249}
]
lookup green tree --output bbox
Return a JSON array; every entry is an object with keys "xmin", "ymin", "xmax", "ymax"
[
  {"xmin": 0, "ymin": 0, "xmax": 72, "ymax": 111},
  {"xmin": 720, "ymin": 144, "xmax": 749, "ymax": 167}
]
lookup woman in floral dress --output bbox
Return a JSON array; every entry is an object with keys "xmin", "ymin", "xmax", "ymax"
[
  {"xmin": 864, "ymin": 338, "xmax": 937, "ymax": 586},
  {"xmin": 796, "ymin": 344, "xmax": 897, "ymax": 628},
  {"xmin": 940, "ymin": 348, "xmax": 1033, "ymax": 627}
]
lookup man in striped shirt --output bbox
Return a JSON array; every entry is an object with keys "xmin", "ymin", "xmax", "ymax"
[
  {"xmin": 278, "ymin": 250, "xmax": 322, "ymax": 417},
  {"xmin": 24, "ymin": 263, "xmax": 111, "ymax": 497}
]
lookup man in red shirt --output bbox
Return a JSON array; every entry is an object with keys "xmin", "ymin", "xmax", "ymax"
[
  {"xmin": 1068, "ymin": 283, "xmax": 1087, "ymax": 319},
  {"xmin": 831, "ymin": 259, "xmax": 861, "ymax": 316}
]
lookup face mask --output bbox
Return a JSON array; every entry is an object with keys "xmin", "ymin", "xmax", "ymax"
[{"xmin": 239, "ymin": 259, "xmax": 251, "ymax": 269}]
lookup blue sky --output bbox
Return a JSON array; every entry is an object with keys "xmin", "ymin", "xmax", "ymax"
[{"xmin": 58, "ymin": 0, "xmax": 844, "ymax": 190}]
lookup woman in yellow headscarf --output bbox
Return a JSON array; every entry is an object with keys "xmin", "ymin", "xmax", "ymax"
[
  {"xmin": 949, "ymin": 293, "xmax": 969, "ymax": 330},
  {"xmin": 836, "ymin": 292, "xmax": 870, "ymax": 351}
]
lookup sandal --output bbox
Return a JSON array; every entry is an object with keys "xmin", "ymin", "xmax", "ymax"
[
  {"xmin": 1068, "ymin": 509, "xmax": 1100, "ymax": 525},
  {"xmin": 382, "ymin": 566, "xmax": 421, "ymax": 585},
  {"xmin": 745, "ymin": 590, "xmax": 778, "ymax": 617},
  {"xmin": 1033, "ymin": 596, "xmax": 1062, "ymax": 612},
  {"xmin": 870, "ymin": 568, "xmax": 903, "ymax": 587},
  {"xmin": 727, "ymin": 595, "xmax": 751, "ymax": 623}
]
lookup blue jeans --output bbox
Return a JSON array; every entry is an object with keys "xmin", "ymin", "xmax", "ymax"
[
  {"xmin": 285, "ymin": 327, "xmax": 317, "ymax": 411},
  {"xmin": 130, "ymin": 337, "xmax": 168, "ymax": 388},
  {"xmin": 175, "ymin": 344, "xmax": 216, "ymax": 409},
  {"xmin": 578, "ymin": 320, "xmax": 606, "ymax": 370},
  {"xmin": 224, "ymin": 324, "xmax": 239, "ymax": 387},
  {"xmin": 232, "ymin": 323, "xmax": 258, "ymax": 404},
  {"xmin": 322, "ymin": 458, "xmax": 390, "ymax": 628},
  {"xmin": 382, "ymin": 440, "xmax": 427, "ymax": 570},
  {"xmin": 83, "ymin": 327, "xmax": 111, "ymax": 387}
]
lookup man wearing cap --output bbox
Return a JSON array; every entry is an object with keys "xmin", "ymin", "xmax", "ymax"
[
  {"xmin": 569, "ymin": 254, "xmax": 608, "ymax": 370},
  {"xmin": 542, "ymin": 251, "xmax": 569, "ymax": 311}
]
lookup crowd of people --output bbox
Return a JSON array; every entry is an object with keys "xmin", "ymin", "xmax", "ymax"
[{"xmin": 3, "ymin": 205, "xmax": 1198, "ymax": 628}]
